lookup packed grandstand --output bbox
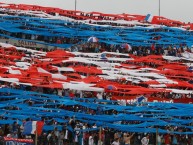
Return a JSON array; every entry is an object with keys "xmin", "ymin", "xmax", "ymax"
[{"xmin": 0, "ymin": 2, "xmax": 192, "ymax": 145}]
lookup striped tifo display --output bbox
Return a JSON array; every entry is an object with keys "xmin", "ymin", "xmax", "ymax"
[
  {"xmin": 0, "ymin": 2, "xmax": 193, "ymax": 136},
  {"xmin": 0, "ymin": 87, "xmax": 193, "ymax": 134},
  {"xmin": 0, "ymin": 42, "xmax": 193, "ymax": 103},
  {"xmin": 0, "ymin": 3, "xmax": 192, "ymax": 48}
]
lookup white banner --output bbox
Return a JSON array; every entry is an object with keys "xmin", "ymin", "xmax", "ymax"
[{"xmin": 0, "ymin": 38, "xmax": 55, "ymax": 49}]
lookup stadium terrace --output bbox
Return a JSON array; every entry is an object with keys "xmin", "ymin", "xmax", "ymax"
[{"xmin": 0, "ymin": 2, "xmax": 193, "ymax": 145}]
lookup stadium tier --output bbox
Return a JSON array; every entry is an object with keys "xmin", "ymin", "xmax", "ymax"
[
  {"xmin": 0, "ymin": 2, "xmax": 193, "ymax": 144},
  {"xmin": 0, "ymin": 3, "xmax": 192, "ymax": 49}
]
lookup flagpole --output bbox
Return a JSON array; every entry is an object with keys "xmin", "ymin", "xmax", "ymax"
[
  {"xmin": 99, "ymin": 127, "xmax": 102, "ymax": 145},
  {"xmin": 156, "ymin": 127, "xmax": 158, "ymax": 145},
  {"xmin": 35, "ymin": 124, "xmax": 38, "ymax": 145}
]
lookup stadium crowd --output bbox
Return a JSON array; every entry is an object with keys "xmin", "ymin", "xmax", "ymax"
[
  {"xmin": 0, "ymin": 80, "xmax": 193, "ymax": 145},
  {"xmin": 0, "ymin": 5, "xmax": 193, "ymax": 145},
  {"xmin": 0, "ymin": 35, "xmax": 193, "ymax": 145}
]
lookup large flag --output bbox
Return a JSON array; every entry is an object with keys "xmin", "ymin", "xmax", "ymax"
[
  {"xmin": 136, "ymin": 96, "xmax": 146, "ymax": 103},
  {"xmin": 145, "ymin": 14, "xmax": 153, "ymax": 22},
  {"xmin": 23, "ymin": 121, "xmax": 44, "ymax": 135},
  {"xmin": 144, "ymin": 14, "xmax": 157, "ymax": 23}
]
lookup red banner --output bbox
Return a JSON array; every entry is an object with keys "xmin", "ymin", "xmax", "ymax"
[{"xmin": 4, "ymin": 137, "xmax": 34, "ymax": 145}]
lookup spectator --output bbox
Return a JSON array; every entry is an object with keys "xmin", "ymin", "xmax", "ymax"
[{"xmin": 141, "ymin": 134, "xmax": 149, "ymax": 145}]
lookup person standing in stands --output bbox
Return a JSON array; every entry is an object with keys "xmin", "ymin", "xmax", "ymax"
[
  {"xmin": 38, "ymin": 132, "xmax": 48, "ymax": 145},
  {"xmin": 172, "ymin": 134, "xmax": 178, "ymax": 145},
  {"xmin": 63, "ymin": 124, "xmax": 73, "ymax": 145},
  {"xmin": 58, "ymin": 131, "xmax": 64, "ymax": 145},
  {"xmin": 164, "ymin": 133, "xmax": 171, "ymax": 145},
  {"xmin": 104, "ymin": 129, "xmax": 111, "ymax": 145},
  {"xmin": 48, "ymin": 131, "xmax": 57, "ymax": 145},
  {"xmin": 12, "ymin": 131, "xmax": 18, "ymax": 139},
  {"xmin": 0, "ymin": 127, "xmax": 4, "ymax": 137},
  {"xmin": 157, "ymin": 134, "xmax": 162, "ymax": 145},
  {"xmin": 123, "ymin": 133, "xmax": 134, "ymax": 145},
  {"xmin": 89, "ymin": 133, "xmax": 94, "ymax": 145},
  {"xmin": 141, "ymin": 134, "xmax": 149, "ymax": 145},
  {"xmin": 111, "ymin": 137, "xmax": 120, "ymax": 145},
  {"xmin": 148, "ymin": 134, "xmax": 155, "ymax": 145},
  {"xmin": 12, "ymin": 121, "xmax": 18, "ymax": 133},
  {"xmin": 133, "ymin": 133, "xmax": 141, "ymax": 145},
  {"xmin": 151, "ymin": 43, "xmax": 155, "ymax": 54}
]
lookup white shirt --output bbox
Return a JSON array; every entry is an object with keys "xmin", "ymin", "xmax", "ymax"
[
  {"xmin": 97, "ymin": 93, "xmax": 102, "ymax": 99},
  {"xmin": 158, "ymin": 135, "xmax": 161, "ymax": 142},
  {"xmin": 77, "ymin": 90, "xmax": 83, "ymax": 98},
  {"xmin": 64, "ymin": 130, "xmax": 68, "ymax": 139},
  {"xmin": 7, "ymin": 134, "xmax": 12, "ymax": 138},
  {"xmin": 164, "ymin": 50, "xmax": 168, "ymax": 55},
  {"xmin": 89, "ymin": 136, "xmax": 94, "ymax": 145},
  {"xmin": 54, "ymin": 130, "xmax": 59, "ymax": 137},
  {"xmin": 47, "ymin": 133, "xmax": 51, "ymax": 141},
  {"xmin": 92, "ymin": 125, "xmax": 97, "ymax": 128},
  {"xmin": 141, "ymin": 137, "xmax": 149, "ymax": 145},
  {"xmin": 111, "ymin": 141, "xmax": 120, "ymax": 145},
  {"xmin": 58, "ymin": 89, "xmax": 63, "ymax": 96}
]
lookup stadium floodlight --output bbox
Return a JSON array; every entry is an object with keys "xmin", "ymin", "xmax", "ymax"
[
  {"xmin": 159, "ymin": 0, "xmax": 161, "ymax": 19},
  {"xmin": 75, "ymin": 0, "xmax": 77, "ymax": 12}
]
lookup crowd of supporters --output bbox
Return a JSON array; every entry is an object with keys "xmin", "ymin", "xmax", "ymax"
[
  {"xmin": 70, "ymin": 42, "xmax": 193, "ymax": 57},
  {"xmin": 0, "ymin": 6, "xmax": 193, "ymax": 145},
  {"xmin": 0, "ymin": 35, "xmax": 193, "ymax": 145},
  {"xmin": 1, "ymin": 117, "xmax": 192, "ymax": 145},
  {"xmin": 0, "ymin": 80, "xmax": 193, "ymax": 145}
]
